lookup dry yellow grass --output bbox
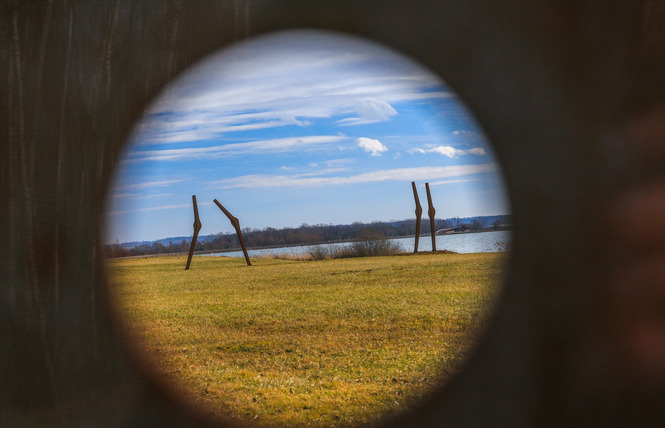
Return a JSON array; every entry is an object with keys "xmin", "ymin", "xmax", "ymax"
[{"xmin": 108, "ymin": 252, "xmax": 503, "ymax": 427}]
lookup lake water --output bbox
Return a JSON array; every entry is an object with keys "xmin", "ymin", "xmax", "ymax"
[{"xmin": 208, "ymin": 230, "xmax": 511, "ymax": 259}]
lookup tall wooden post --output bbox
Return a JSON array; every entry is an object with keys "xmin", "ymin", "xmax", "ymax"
[
  {"xmin": 185, "ymin": 195, "xmax": 202, "ymax": 270},
  {"xmin": 412, "ymin": 181, "xmax": 423, "ymax": 253},
  {"xmin": 213, "ymin": 199, "xmax": 252, "ymax": 266},
  {"xmin": 426, "ymin": 182, "xmax": 436, "ymax": 252}
]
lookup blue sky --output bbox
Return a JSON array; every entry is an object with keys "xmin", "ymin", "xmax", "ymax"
[{"xmin": 105, "ymin": 30, "xmax": 509, "ymax": 244}]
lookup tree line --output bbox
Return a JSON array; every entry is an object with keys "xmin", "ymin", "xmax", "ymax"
[{"xmin": 103, "ymin": 215, "xmax": 511, "ymax": 258}]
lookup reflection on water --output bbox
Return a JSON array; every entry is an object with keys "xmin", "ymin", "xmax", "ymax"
[{"xmin": 209, "ymin": 230, "xmax": 510, "ymax": 259}]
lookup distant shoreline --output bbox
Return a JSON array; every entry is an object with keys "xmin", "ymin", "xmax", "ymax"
[{"xmin": 110, "ymin": 228, "xmax": 510, "ymax": 260}]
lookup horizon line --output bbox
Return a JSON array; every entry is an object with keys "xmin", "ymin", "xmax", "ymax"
[{"xmin": 106, "ymin": 213, "xmax": 512, "ymax": 246}]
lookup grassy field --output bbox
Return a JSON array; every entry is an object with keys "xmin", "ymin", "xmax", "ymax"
[{"xmin": 109, "ymin": 252, "xmax": 503, "ymax": 427}]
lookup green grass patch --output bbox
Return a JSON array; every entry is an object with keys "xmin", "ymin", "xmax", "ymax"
[{"xmin": 109, "ymin": 252, "xmax": 503, "ymax": 427}]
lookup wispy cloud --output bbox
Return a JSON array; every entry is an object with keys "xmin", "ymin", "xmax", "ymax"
[
  {"xmin": 300, "ymin": 167, "xmax": 350, "ymax": 176},
  {"xmin": 108, "ymin": 203, "xmax": 190, "ymax": 216},
  {"xmin": 452, "ymin": 130, "xmax": 479, "ymax": 137},
  {"xmin": 428, "ymin": 178, "xmax": 484, "ymax": 186},
  {"xmin": 124, "ymin": 135, "xmax": 347, "ymax": 163},
  {"xmin": 321, "ymin": 158, "xmax": 357, "ymax": 167},
  {"xmin": 356, "ymin": 137, "xmax": 388, "ymax": 156},
  {"xmin": 137, "ymin": 193, "xmax": 175, "ymax": 199},
  {"xmin": 128, "ymin": 32, "xmax": 454, "ymax": 148},
  {"xmin": 108, "ymin": 201, "xmax": 213, "ymax": 216},
  {"xmin": 214, "ymin": 163, "xmax": 497, "ymax": 189},
  {"xmin": 408, "ymin": 145, "xmax": 486, "ymax": 158},
  {"xmin": 336, "ymin": 98, "xmax": 397, "ymax": 126},
  {"xmin": 132, "ymin": 112, "xmax": 313, "ymax": 146},
  {"xmin": 116, "ymin": 179, "xmax": 184, "ymax": 191}
]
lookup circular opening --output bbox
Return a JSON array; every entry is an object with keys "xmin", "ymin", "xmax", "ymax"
[{"xmin": 104, "ymin": 30, "xmax": 512, "ymax": 427}]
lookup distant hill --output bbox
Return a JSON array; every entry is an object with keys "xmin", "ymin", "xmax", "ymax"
[{"xmin": 117, "ymin": 234, "xmax": 218, "ymax": 250}]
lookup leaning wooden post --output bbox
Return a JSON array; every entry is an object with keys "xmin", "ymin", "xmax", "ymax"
[
  {"xmin": 411, "ymin": 181, "xmax": 423, "ymax": 253},
  {"xmin": 213, "ymin": 199, "xmax": 252, "ymax": 266},
  {"xmin": 185, "ymin": 195, "xmax": 202, "ymax": 270},
  {"xmin": 425, "ymin": 182, "xmax": 437, "ymax": 252}
]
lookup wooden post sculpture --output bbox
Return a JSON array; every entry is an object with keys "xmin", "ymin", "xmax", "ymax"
[
  {"xmin": 185, "ymin": 194, "xmax": 202, "ymax": 270},
  {"xmin": 213, "ymin": 199, "xmax": 252, "ymax": 266},
  {"xmin": 412, "ymin": 181, "xmax": 423, "ymax": 253},
  {"xmin": 426, "ymin": 182, "xmax": 437, "ymax": 252}
]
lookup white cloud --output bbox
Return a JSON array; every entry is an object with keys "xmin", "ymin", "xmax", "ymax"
[
  {"xmin": 336, "ymin": 98, "xmax": 397, "ymax": 126},
  {"xmin": 133, "ymin": 112, "xmax": 317, "ymax": 147},
  {"xmin": 299, "ymin": 167, "xmax": 350, "ymax": 177},
  {"xmin": 108, "ymin": 201, "xmax": 213, "ymax": 216},
  {"xmin": 356, "ymin": 137, "xmax": 388, "ymax": 156},
  {"xmin": 407, "ymin": 148, "xmax": 426, "ymax": 154},
  {"xmin": 116, "ymin": 179, "xmax": 184, "ymax": 191},
  {"xmin": 108, "ymin": 203, "xmax": 187, "ymax": 216},
  {"xmin": 452, "ymin": 130, "xmax": 478, "ymax": 137},
  {"xmin": 428, "ymin": 178, "xmax": 484, "ymax": 186},
  {"xmin": 409, "ymin": 145, "xmax": 486, "ymax": 158},
  {"xmin": 214, "ymin": 163, "xmax": 497, "ymax": 189},
  {"xmin": 138, "ymin": 193, "xmax": 175, "ymax": 199},
  {"xmin": 468, "ymin": 147, "xmax": 486, "ymax": 155},
  {"xmin": 128, "ymin": 31, "xmax": 454, "ymax": 148},
  {"xmin": 322, "ymin": 158, "xmax": 357, "ymax": 167},
  {"xmin": 125, "ymin": 135, "xmax": 347, "ymax": 163},
  {"xmin": 430, "ymin": 146, "xmax": 466, "ymax": 158}
]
